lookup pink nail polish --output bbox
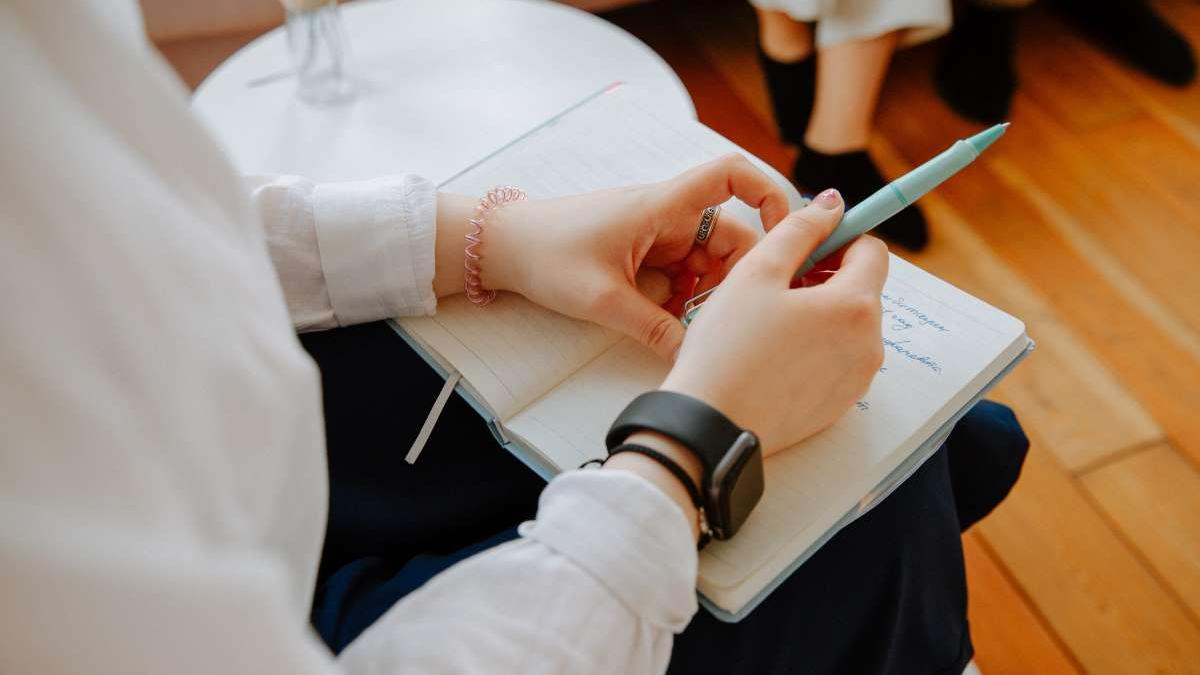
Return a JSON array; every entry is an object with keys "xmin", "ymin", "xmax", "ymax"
[{"xmin": 816, "ymin": 188, "xmax": 841, "ymax": 209}]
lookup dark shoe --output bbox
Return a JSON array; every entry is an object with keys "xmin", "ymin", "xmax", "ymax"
[
  {"xmin": 935, "ymin": 3, "xmax": 1019, "ymax": 125},
  {"xmin": 794, "ymin": 144, "xmax": 929, "ymax": 251},
  {"xmin": 758, "ymin": 45, "xmax": 817, "ymax": 145},
  {"xmin": 1047, "ymin": 0, "xmax": 1196, "ymax": 86}
]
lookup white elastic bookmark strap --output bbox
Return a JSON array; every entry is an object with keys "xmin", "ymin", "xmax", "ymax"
[{"xmin": 405, "ymin": 371, "xmax": 462, "ymax": 464}]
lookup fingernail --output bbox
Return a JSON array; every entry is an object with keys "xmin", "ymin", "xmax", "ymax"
[{"xmin": 815, "ymin": 188, "xmax": 841, "ymax": 209}]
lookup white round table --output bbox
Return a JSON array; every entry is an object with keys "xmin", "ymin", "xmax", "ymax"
[{"xmin": 193, "ymin": 0, "xmax": 695, "ymax": 185}]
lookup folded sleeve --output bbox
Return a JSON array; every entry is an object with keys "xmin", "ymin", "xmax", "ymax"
[
  {"xmin": 246, "ymin": 174, "xmax": 438, "ymax": 331},
  {"xmin": 337, "ymin": 469, "xmax": 700, "ymax": 675}
]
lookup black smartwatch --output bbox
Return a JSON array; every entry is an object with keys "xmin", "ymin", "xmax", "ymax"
[{"xmin": 606, "ymin": 391, "xmax": 764, "ymax": 542}]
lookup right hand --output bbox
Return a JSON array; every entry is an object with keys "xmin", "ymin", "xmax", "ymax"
[{"xmin": 660, "ymin": 189, "xmax": 889, "ymax": 456}]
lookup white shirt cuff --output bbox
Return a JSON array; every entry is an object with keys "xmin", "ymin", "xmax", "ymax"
[
  {"xmin": 520, "ymin": 469, "xmax": 699, "ymax": 631},
  {"xmin": 313, "ymin": 174, "xmax": 437, "ymax": 325}
]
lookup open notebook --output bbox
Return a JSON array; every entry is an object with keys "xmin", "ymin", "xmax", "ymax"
[{"xmin": 389, "ymin": 84, "xmax": 1033, "ymax": 622}]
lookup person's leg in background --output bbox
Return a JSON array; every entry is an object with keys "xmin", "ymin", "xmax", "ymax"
[
  {"xmin": 756, "ymin": 10, "xmax": 817, "ymax": 152},
  {"xmin": 302, "ymin": 323, "xmax": 1028, "ymax": 673},
  {"xmin": 753, "ymin": 1, "xmax": 951, "ymax": 252},
  {"xmin": 936, "ymin": 0, "xmax": 1030, "ymax": 125},
  {"xmin": 1046, "ymin": 0, "xmax": 1196, "ymax": 86},
  {"xmin": 797, "ymin": 30, "xmax": 929, "ymax": 250},
  {"xmin": 937, "ymin": 0, "xmax": 1196, "ymax": 126}
]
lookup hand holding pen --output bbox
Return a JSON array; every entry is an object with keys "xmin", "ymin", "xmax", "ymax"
[
  {"xmin": 662, "ymin": 188, "xmax": 890, "ymax": 453},
  {"xmin": 683, "ymin": 123, "xmax": 1009, "ymax": 325}
]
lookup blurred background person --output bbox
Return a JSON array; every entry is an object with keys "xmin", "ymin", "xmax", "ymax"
[
  {"xmin": 937, "ymin": 0, "xmax": 1197, "ymax": 124},
  {"xmin": 753, "ymin": 0, "xmax": 952, "ymax": 251}
]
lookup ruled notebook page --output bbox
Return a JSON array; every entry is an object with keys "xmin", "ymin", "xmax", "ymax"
[
  {"xmin": 509, "ymin": 255, "xmax": 1027, "ymax": 611},
  {"xmin": 399, "ymin": 293, "xmax": 620, "ymax": 421}
]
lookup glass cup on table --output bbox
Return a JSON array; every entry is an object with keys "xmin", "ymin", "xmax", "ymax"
[{"xmin": 282, "ymin": 0, "xmax": 357, "ymax": 105}]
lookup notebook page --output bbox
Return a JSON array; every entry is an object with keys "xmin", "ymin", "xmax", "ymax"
[
  {"xmin": 397, "ymin": 85, "xmax": 804, "ymax": 420},
  {"xmin": 435, "ymin": 85, "xmax": 801, "ymax": 232},
  {"xmin": 508, "ymin": 255, "xmax": 1026, "ymax": 606},
  {"xmin": 399, "ymin": 294, "xmax": 620, "ymax": 420},
  {"xmin": 506, "ymin": 338, "xmax": 667, "ymax": 469}
]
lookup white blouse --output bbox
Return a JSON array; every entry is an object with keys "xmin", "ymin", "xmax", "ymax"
[{"xmin": 0, "ymin": 1, "xmax": 699, "ymax": 674}]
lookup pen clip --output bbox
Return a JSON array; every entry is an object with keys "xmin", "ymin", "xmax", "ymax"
[{"xmin": 681, "ymin": 286, "xmax": 717, "ymax": 327}]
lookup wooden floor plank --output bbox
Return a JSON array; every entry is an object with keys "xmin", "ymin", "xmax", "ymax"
[
  {"xmin": 985, "ymin": 154, "xmax": 1200, "ymax": 367},
  {"xmin": 1014, "ymin": 10, "xmax": 1143, "ymax": 134},
  {"xmin": 963, "ymin": 532, "xmax": 1083, "ymax": 675},
  {"xmin": 1082, "ymin": 444, "xmax": 1200, "ymax": 623},
  {"xmin": 978, "ymin": 439, "xmax": 1200, "ymax": 674},
  {"xmin": 990, "ymin": 99, "xmax": 1200, "ymax": 341},
  {"xmin": 1083, "ymin": 113, "xmax": 1200, "ymax": 220}
]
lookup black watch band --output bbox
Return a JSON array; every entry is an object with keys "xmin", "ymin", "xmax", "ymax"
[
  {"xmin": 606, "ymin": 391, "xmax": 764, "ymax": 541},
  {"xmin": 606, "ymin": 391, "xmax": 745, "ymax": 475},
  {"xmin": 606, "ymin": 443, "xmax": 712, "ymax": 549}
]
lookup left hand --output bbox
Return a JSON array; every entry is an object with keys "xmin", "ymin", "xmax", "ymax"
[{"xmin": 482, "ymin": 154, "xmax": 791, "ymax": 361}]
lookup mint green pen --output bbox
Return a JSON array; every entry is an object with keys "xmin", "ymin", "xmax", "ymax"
[{"xmin": 682, "ymin": 123, "xmax": 1009, "ymax": 326}]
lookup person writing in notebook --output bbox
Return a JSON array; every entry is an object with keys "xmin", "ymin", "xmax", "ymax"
[{"xmin": 3, "ymin": 1, "xmax": 1030, "ymax": 674}]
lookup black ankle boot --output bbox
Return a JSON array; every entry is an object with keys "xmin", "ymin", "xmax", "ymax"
[
  {"xmin": 794, "ymin": 144, "xmax": 930, "ymax": 251},
  {"xmin": 935, "ymin": 3, "xmax": 1019, "ymax": 125},
  {"xmin": 758, "ymin": 45, "xmax": 817, "ymax": 145},
  {"xmin": 1047, "ymin": 0, "xmax": 1196, "ymax": 86}
]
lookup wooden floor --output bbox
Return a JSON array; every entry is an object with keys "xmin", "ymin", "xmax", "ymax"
[
  {"xmin": 158, "ymin": 2, "xmax": 1200, "ymax": 672},
  {"xmin": 601, "ymin": 2, "xmax": 1200, "ymax": 673}
]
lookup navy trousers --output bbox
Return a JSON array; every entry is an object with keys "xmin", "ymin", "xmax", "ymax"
[{"xmin": 301, "ymin": 322, "xmax": 1028, "ymax": 674}]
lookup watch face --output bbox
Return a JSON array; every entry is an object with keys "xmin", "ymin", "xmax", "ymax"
[
  {"xmin": 724, "ymin": 445, "xmax": 764, "ymax": 536},
  {"xmin": 711, "ymin": 432, "xmax": 765, "ymax": 539}
]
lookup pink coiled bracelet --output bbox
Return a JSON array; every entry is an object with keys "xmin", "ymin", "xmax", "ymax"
[{"xmin": 464, "ymin": 186, "xmax": 527, "ymax": 307}]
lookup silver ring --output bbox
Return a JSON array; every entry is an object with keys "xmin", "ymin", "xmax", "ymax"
[{"xmin": 696, "ymin": 205, "xmax": 721, "ymax": 242}]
